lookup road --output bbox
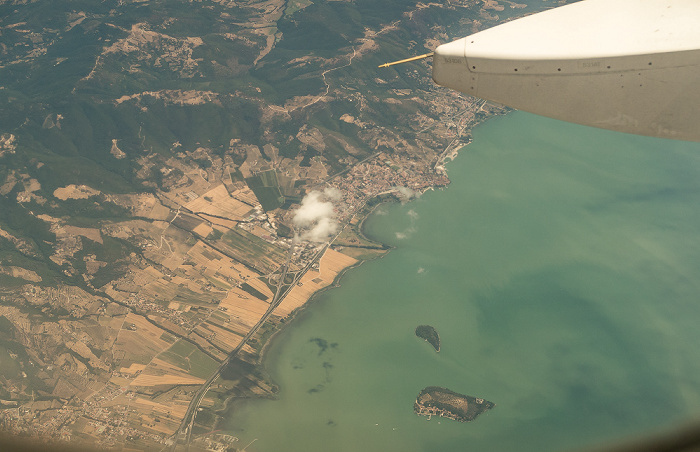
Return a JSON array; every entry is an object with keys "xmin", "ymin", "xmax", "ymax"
[
  {"xmin": 433, "ymin": 99, "xmax": 487, "ymax": 171},
  {"xmin": 167, "ymin": 189, "xmax": 375, "ymax": 451},
  {"xmin": 168, "ymin": 237, "xmax": 334, "ymax": 451}
]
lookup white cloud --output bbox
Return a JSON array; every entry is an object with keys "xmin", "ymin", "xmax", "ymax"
[
  {"xmin": 394, "ymin": 186, "xmax": 418, "ymax": 201},
  {"xmin": 394, "ymin": 227, "xmax": 416, "ymax": 240},
  {"xmin": 394, "ymin": 209, "xmax": 419, "ymax": 240},
  {"xmin": 293, "ymin": 189, "xmax": 341, "ymax": 242},
  {"xmin": 323, "ymin": 187, "xmax": 342, "ymax": 201}
]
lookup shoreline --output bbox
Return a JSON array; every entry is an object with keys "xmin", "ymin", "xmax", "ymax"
[
  {"xmin": 207, "ymin": 112, "xmax": 504, "ymax": 439},
  {"xmin": 255, "ymin": 199, "xmax": 397, "ymax": 370},
  {"xmin": 209, "ymin": 200, "xmax": 396, "ymax": 433}
]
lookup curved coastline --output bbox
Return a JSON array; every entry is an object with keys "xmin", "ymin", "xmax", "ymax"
[
  {"xmin": 258, "ymin": 200, "xmax": 397, "ymax": 368},
  {"xmin": 216, "ymin": 112, "xmax": 506, "ymax": 436},
  {"xmin": 244, "ymin": 106, "xmax": 509, "ymax": 391},
  {"xmin": 215, "ymin": 201, "xmax": 398, "ymax": 429}
]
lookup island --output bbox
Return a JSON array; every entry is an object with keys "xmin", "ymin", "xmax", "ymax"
[
  {"xmin": 415, "ymin": 325, "xmax": 441, "ymax": 352},
  {"xmin": 414, "ymin": 387, "xmax": 495, "ymax": 422}
]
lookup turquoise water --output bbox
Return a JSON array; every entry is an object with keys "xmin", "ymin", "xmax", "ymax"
[{"xmin": 227, "ymin": 112, "xmax": 700, "ymax": 452}]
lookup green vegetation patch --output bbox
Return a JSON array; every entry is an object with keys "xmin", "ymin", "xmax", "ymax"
[
  {"xmin": 245, "ymin": 170, "xmax": 285, "ymax": 211},
  {"xmin": 159, "ymin": 350, "xmax": 190, "ymax": 371},
  {"xmin": 415, "ymin": 324, "xmax": 440, "ymax": 352},
  {"xmin": 187, "ymin": 348, "xmax": 219, "ymax": 379},
  {"xmin": 90, "ymin": 260, "xmax": 131, "ymax": 290},
  {"xmin": 159, "ymin": 339, "xmax": 217, "ymax": 378},
  {"xmin": 167, "ymin": 339, "xmax": 197, "ymax": 357},
  {"xmin": 240, "ymin": 282, "xmax": 269, "ymax": 302},
  {"xmin": 0, "ymin": 274, "xmax": 29, "ymax": 290},
  {"xmin": 210, "ymin": 311, "xmax": 229, "ymax": 323},
  {"xmin": 252, "ymin": 186, "xmax": 284, "ymax": 212},
  {"xmin": 221, "ymin": 227, "xmax": 287, "ymax": 273},
  {"xmin": 203, "ymin": 275, "xmax": 232, "ymax": 291},
  {"xmin": 414, "ymin": 386, "xmax": 495, "ymax": 422},
  {"xmin": 0, "ymin": 316, "xmax": 17, "ymax": 338},
  {"xmin": 206, "ymin": 229, "xmax": 223, "ymax": 242},
  {"xmin": 172, "ymin": 286, "xmax": 224, "ymax": 306},
  {"xmin": 0, "ymin": 344, "xmax": 23, "ymax": 381},
  {"xmin": 159, "ymin": 332, "xmax": 178, "ymax": 344},
  {"xmin": 172, "ymin": 213, "xmax": 205, "ymax": 232}
]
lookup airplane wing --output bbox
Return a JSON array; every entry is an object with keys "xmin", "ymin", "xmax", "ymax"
[{"xmin": 432, "ymin": 0, "xmax": 700, "ymax": 141}]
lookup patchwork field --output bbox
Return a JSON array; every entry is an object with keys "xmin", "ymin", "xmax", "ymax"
[
  {"xmin": 157, "ymin": 340, "xmax": 221, "ymax": 379},
  {"xmin": 130, "ymin": 397, "xmax": 190, "ymax": 435},
  {"xmin": 230, "ymin": 187, "xmax": 260, "ymax": 207},
  {"xmin": 275, "ymin": 248, "xmax": 357, "ymax": 317},
  {"xmin": 220, "ymin": 228, "xmax": 288, "ymax": 274},
  {"xmin": 131, "ymin": 357, "xmax": 207, "ymax": 387},
  {"xmin": 185, "ymin": 184, "xmax": 255, "ymax": 221},
  {"xmin": 218, "ymin": 289, "xmax": 270, "ymax": 332},
  {"xmin": 113, "ymin": 313, "xmax": 172, "ymax": 366}
]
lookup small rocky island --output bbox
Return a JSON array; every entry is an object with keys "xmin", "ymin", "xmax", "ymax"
[
  {"xmin": 414, "ymin": 386, "xmax": 494, "ymax": 422},
  {"xmin": 415, "ymin": 325, "xmax": 440, "ymax": 352}
]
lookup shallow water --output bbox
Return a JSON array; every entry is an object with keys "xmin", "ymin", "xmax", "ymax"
[{"xmin": 227, "ymin": 112, "xmax": 700, "ymax": 452}]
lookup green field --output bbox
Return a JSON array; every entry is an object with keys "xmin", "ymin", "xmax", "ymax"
[
  {"xmin": 245, "ymin": 170, "xmax": 285, "ymax": 211},
  {"xmin": 220, "ymin": 227, "xmax": 287, "ymax": 274},
  {"xmin": 160, "ymin": 339, "xmax": 220, "ymax": 379},
  {"xmin": 240, "ymin": 282, "xmax": 270, "ymax": 302}
]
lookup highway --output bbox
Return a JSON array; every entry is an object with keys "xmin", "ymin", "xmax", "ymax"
[{"xmin": 168, "ymin": 237, "xmax": 333, "ymax": 451}]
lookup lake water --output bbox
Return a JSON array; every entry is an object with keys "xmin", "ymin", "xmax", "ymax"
[{"xmin": 227, "ymin": 112, "xmax": 700, "ymax": 452}]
